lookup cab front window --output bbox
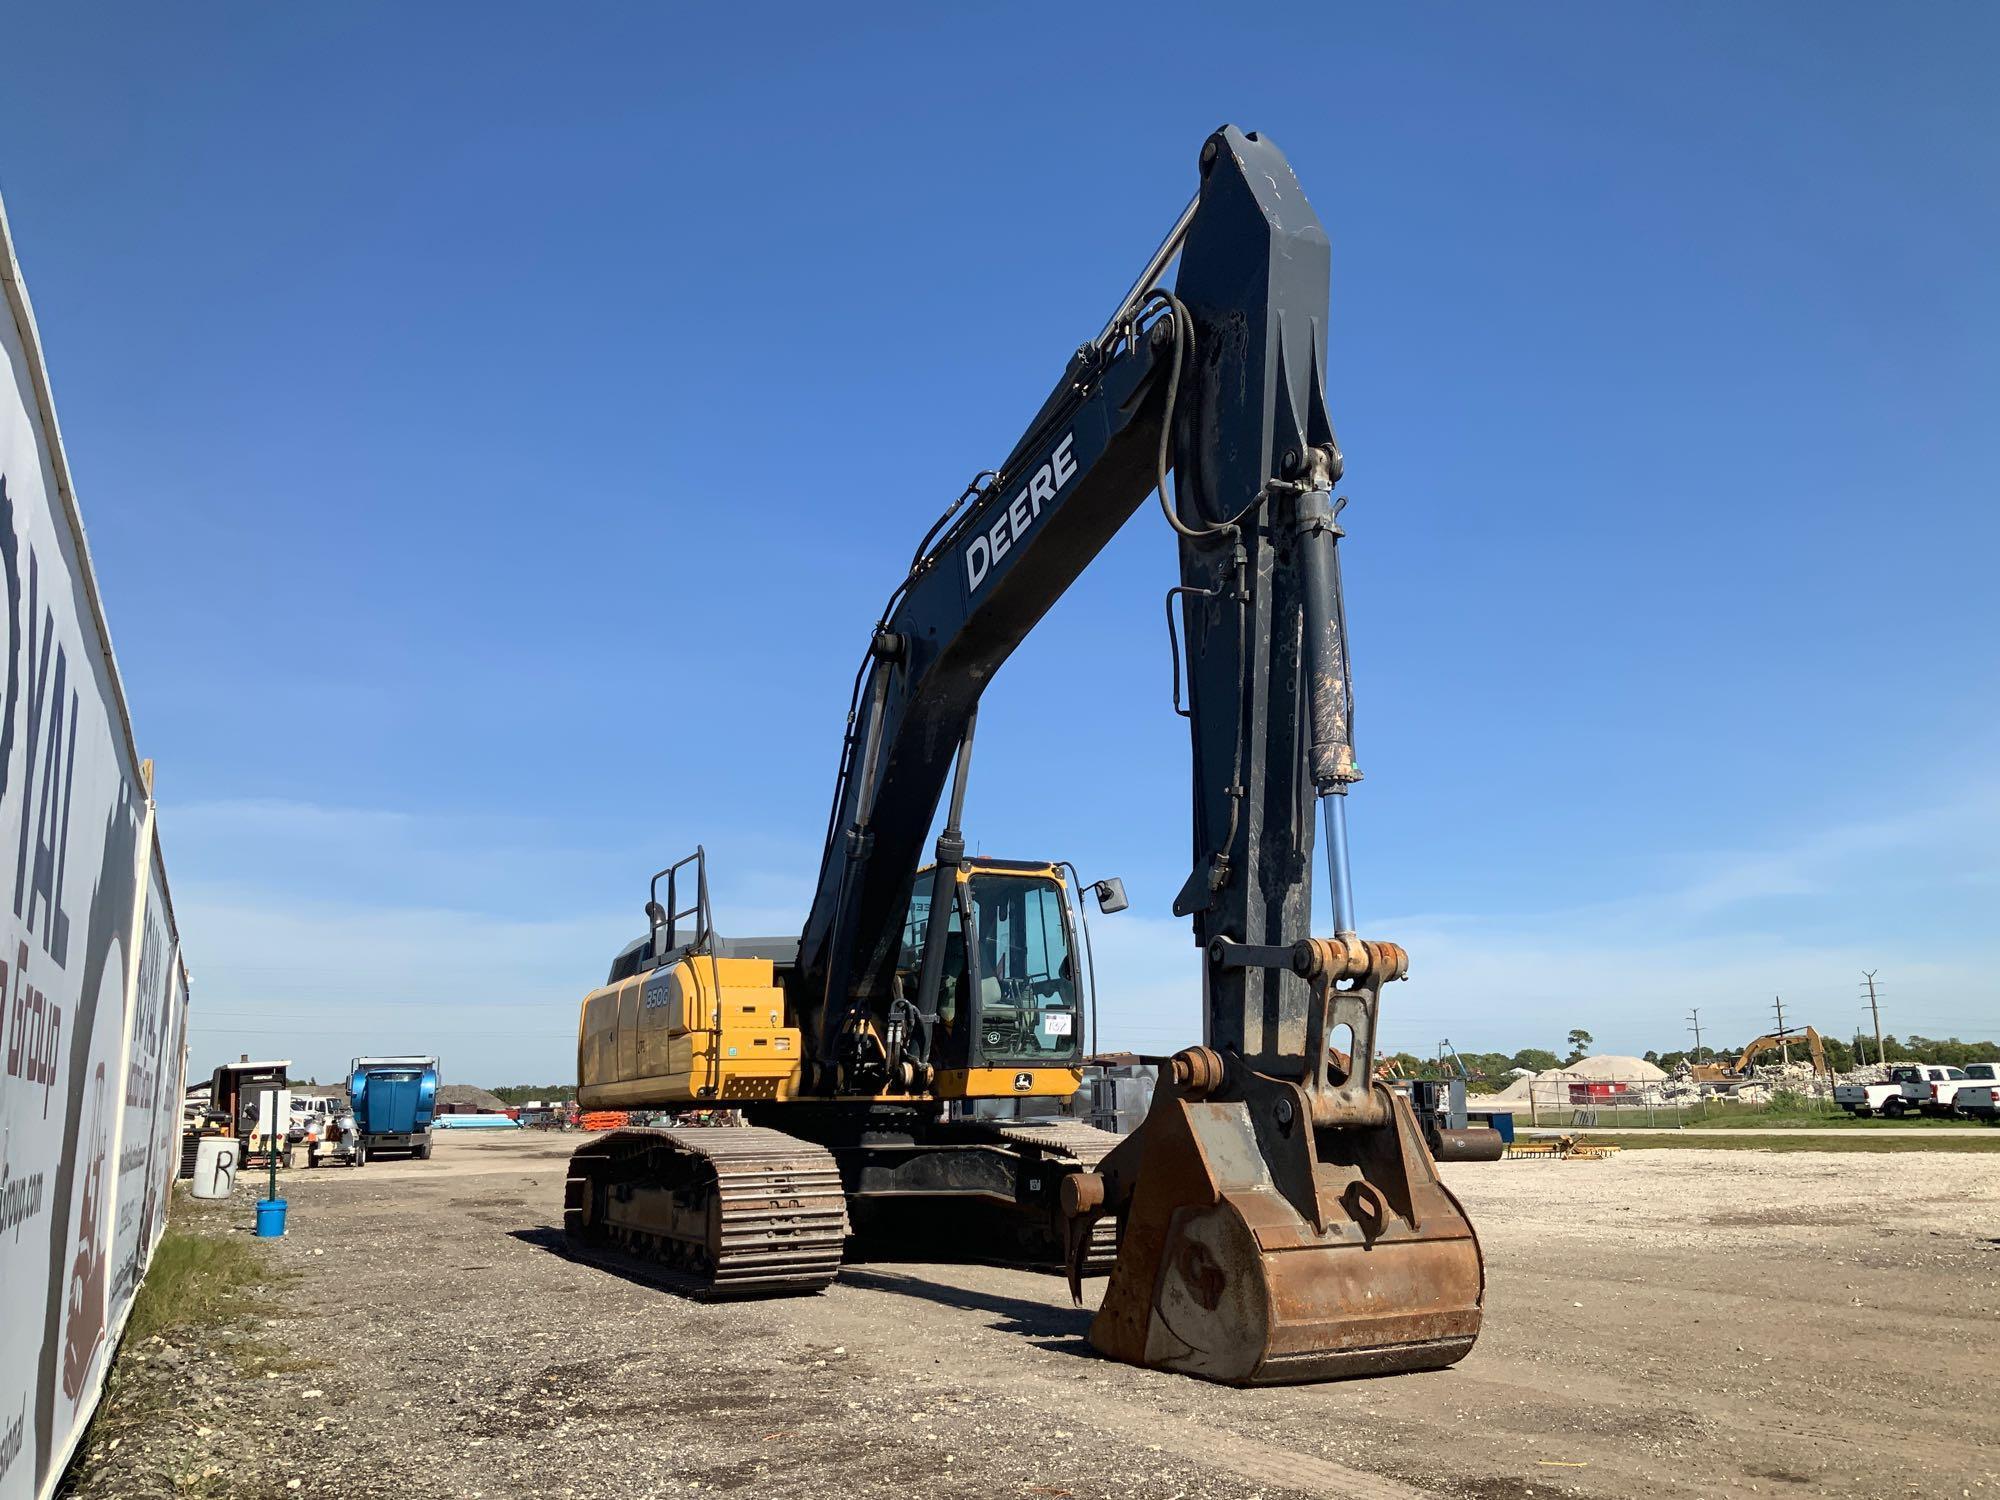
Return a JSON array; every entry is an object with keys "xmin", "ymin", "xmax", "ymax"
[{"xmin": 968, "ymin": 874, "xmax": 1080, "ymax": 1065}]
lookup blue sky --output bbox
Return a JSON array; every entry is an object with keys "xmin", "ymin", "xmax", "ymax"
[{"xmin": 1, "ymin": 3, "xmax": 1993, "ymax": 1084}]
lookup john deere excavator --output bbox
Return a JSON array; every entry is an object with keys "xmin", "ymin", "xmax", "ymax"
[{"xmin": 565, "ymin": 124, "xmax": 1484, "ymax": 1386}]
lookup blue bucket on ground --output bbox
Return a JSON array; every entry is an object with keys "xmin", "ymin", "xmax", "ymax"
[{"xmin": 254, "ymin": 1198, "xmax": 288, "ymax": 1237}]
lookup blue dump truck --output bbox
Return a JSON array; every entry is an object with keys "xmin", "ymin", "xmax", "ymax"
[{"xmin": 348, "ymin": 1055, "xmax": 440, "ymax": 1161}]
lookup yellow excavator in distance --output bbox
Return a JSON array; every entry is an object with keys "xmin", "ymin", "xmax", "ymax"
[
  {"xmin": 1689, "ymin": 1028, "xmax": 1831, "ymax": 1083},
  {"xmin": 564, "ymin": 124, "xmax": 1485, "ymax": 1387}
]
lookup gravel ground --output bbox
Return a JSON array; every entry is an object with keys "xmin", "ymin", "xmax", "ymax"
[{"xmin": 65, "ymin": 1132, "xmax": 2000, "ymax": 1499}]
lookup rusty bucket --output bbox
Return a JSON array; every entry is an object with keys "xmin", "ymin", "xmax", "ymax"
[{"xmin": 1068, "ymin": 1061, "xmax": 1484, "ymax": 1385}]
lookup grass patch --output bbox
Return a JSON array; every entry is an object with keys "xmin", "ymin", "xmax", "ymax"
[
  {"xmin": 1682, "ymin": 1093, "xmax": 1977, "ymax": 1128},
  {"xmin": 1679, "ymin": 1113, "xmax": 1978, "ymax": 1129},
  {"xmin": 60, "ymin": 1194, "xmax": 285, "ymax": 1498},
  {"xmin": 1517, "ymin": 1094, "xmax": 1992, "ymax": 1130},
  {"xmin": 1547, "ymin": 1111, "xmax": 1983, "ymax": 1130},
  {"xmin": 121, "ymin": 1201, "xmax": 272, "ymax": 1345},
  {"xmin": 1590, "ymin": 1133, "xmax": 2000, "ymax": 1154}
]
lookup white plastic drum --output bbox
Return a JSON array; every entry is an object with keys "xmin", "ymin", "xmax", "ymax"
[{"xmin": 190, "ymin": 1136, "xmax": 241, "ymax": 1200}]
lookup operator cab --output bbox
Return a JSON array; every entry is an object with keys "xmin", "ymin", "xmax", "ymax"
[{"xmin": 898, "ymin": 858, "xmax": 1083, "ymax": 1078}]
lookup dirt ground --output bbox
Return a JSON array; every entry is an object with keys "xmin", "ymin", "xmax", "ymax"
[{"xmin": 70, "ymin": 1132, "xmax": 2000, "ymax": 1500}]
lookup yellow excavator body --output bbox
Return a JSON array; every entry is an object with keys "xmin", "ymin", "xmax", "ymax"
[
  {"xmin": 575, "ymin": 859, "xmax": 1086, "ymax": 1108},
  {"xmin": 575, "ymin": 950, "xmax": 1084, "ymax": 1107},
  {"xmin": 577, "ymin": 955, "xmax": 804, "ymax": 1109},
  {"xmin": 563, "ymin": 857, "xmax": 1121, "ymax": 1299}
]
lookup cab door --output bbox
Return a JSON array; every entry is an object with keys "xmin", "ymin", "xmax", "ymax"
[{"xmin": 899, "ymin": 875, "xmax": 974, "ymax": 1074}]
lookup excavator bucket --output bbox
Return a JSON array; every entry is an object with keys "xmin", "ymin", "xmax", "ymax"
[
  {"xmin": 1076, "ymin": 1072, "xmax": 1483, "ymax": 1384},
  {"xmin": 1062, "ymin": 942, "xmax": 1484, "ymax": 1385}
]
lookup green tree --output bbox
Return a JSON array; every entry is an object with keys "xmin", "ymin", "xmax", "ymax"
[
  {"xmin": 1511, "ymin": 1048, "xmax": 1560, "ymax": 1073},
  {"xmin": 1896, "ymin": 1036, "xmax": 2000, "ymax": 1066},
  {"xmin": 1565, "ymin": 1029, "xmax": 1594, "ymax": 1064}
]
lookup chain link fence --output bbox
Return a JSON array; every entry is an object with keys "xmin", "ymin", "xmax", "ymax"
[{"xmin": 1481, "ymin": 1078, "xmax": 1846, "ymax": 1129}]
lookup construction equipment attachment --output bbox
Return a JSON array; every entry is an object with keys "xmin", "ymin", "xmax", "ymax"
[
  {"xmin": 1503, "ymin": 1135, "xmax": 1620, "ymax": 1161},
  {"xmin": 1564, "ymin": 1140, "xmax": 1622, "ymax": 1160},
  {"xmin": 1062, "ymin": 940, "xmax": 1484, "ymax": 1384}
]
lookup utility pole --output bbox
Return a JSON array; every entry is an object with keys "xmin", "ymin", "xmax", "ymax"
[
  {"xmin": 1771, "ymin": 995, "xmax": 1790, "ymax": 1068},
  {"xmin": 1862, "ymin": 970, "xmax": 1884, "ymax": 1068},
  {"xmin": 1686, "ymin": 1008, "xmax": 1705, "ymax": 1063}
]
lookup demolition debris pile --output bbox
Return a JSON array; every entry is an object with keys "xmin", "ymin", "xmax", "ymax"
[
  {"xmin": 1726, "ymin": 1060, "xmax": 1842, "ymax": 1105},
  {"xmin": 1485, "ymin": 1052, "xmax": 1869, "ymax": 1110}
]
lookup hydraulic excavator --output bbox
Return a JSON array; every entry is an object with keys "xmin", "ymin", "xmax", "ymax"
[
  {"xmin": 1690, "ymin": 1028, "xmax": 1832, "ymax": 1083},
  {"xmin": 565, "ymin": 124, "xmax": 1484, "ymax": 1385}
]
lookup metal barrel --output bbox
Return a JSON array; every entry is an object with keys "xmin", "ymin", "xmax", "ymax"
[{"xmin": 1430, "ymin": 1126, "xmax": 1507, "ymax": 1164}]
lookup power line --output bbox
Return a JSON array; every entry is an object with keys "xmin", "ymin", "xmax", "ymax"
[
  {"xmin": 1770, "ymin": 995, "xmax": 1791, "ymax": 1067},
  {"xmin": 1861, "ymin": 970, "xmax": 1884, "ymax": 1068}
]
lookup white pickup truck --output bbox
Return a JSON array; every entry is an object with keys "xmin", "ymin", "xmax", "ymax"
[
  {"xmin": 1957, "ymin": 1080, "xmax": 2000, "ymax": 1123},
  {"xmin": 1927, "ymin": 1062, "xmax": 2000, "ymax": 1116},
  {"xmin": 1833, "ymin": 1064, "xmax": 1958, "ymax": 1118}
]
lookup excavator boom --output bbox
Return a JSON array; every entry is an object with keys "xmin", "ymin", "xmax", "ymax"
[{"xmin": 803, "ymin": 126, "xmax": 1374, "ymax": 1083}]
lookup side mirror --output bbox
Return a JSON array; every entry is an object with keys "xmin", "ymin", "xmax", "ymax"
[{"xmin": 1089, "ymin": 877, "xmax": 1129, "ymax": 915}]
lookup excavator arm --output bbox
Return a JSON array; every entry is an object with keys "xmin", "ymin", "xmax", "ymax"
[
  {"xmin": 802, "ymin": 125, "xmax": 1355, "ymax": 1082},
  {"xmin": 795, "ymin": 271, "xmax": 1175, "ymax": 1086},
  {"xmin": 1732, "ymin": 1028, "xmax": 1830, "ymax": 1078},
  {"xmin": 796, "ymin": 125, "xmax": 1484, "ymax": 1384}
]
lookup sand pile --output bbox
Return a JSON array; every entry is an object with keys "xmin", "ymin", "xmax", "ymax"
[
  {"xmin": 1566, "ymin": 1054, "xmax": 1667, "ymax": 1081},
  {"xmin": 1486, "ymin": 1055, "xmax": 1667, "ymax": 1105},
  {"xmin": 1486, "ymin": 1069, "xmax": 1579, "ymax": 1104}
]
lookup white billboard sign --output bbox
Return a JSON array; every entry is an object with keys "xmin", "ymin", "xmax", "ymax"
[{"xmin": 0, "ymin": 193, "xmax": 190, "ymax": 1500}]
